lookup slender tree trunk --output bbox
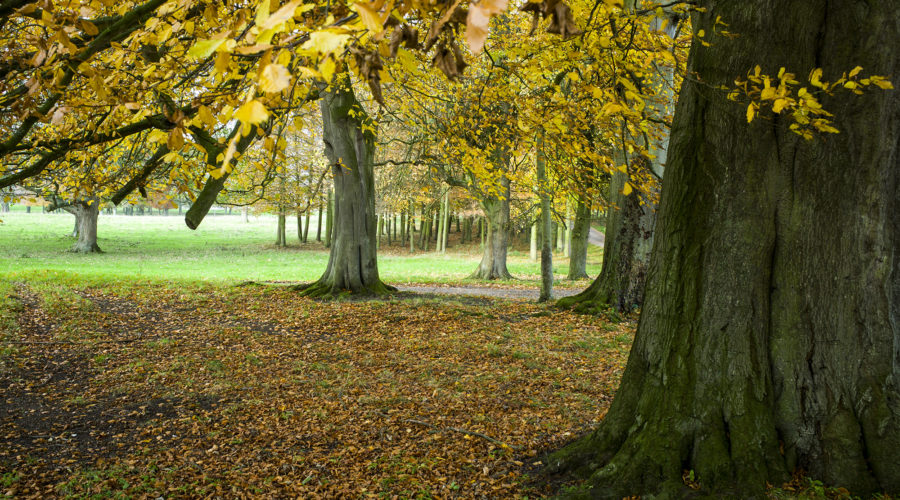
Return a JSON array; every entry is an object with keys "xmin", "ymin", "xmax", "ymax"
[
  {"xmin": 530, "ymin": 221, "xmax": 538, "ymax": 261},
  {"xmin": 69, "ymin": 200, "xmax": 101, "ymax": 253},
  {"xmin": 537, "ymin": 138, "xmax": 554, "ymax": 302},
  {"xmin": 324, "ymin": 188, "xmax": 333, "ymax": 248},
  {"xmin": 297, "ymin": 79, "xmax": 393, "ymax": 297},
  {"xmin": 564, "ymin": 199, "xmax": 572, "ymax": 257},
  {"xmin": 316, "ymin": 201, "xmax": 323, "ymax": 241},
  {"xmin": 408, "ymin": 201, "xmax": 416, "ymax": 252},
  {"xmin": 435, "ymin": 200, "xmax": 444, "ymax": 253},
  {"xmin": 242, "ymin": 207, "xmax": 249, "ymax": 222},
  {"xmin": 400, "ymin": 210, "xmax": 406, "ymax": 244},
  {"xmin": 303, "ymin": 210, "xmax": 310, "ymax": 243},
  {"xmin": 297, "ymin": 210, "xmax": 303, "ymax": 243},
  {"xmin": 471, "ymin": 176, "xmax": 513, "ymax": 280},
  {"xmin": 441, "ymin": 192, "xmax": 450, "ymax": 253},
  {"xmin": 276, "ymin": 211, "xmax": 286, "ymax": 246},
  {"xmin": 377, "ymin": 214, "xmax": 383, "ymax": 249},
  {"xmin": 567, "ymin": 187, "xmax": 593, "ymax": 280},
  {"xmin": 556, "ymin": 220, "xmax": 563, "ymax": 251},
  {"xmin": 550, "ymin": 2, "xmax": 900, "ymax": 497}
]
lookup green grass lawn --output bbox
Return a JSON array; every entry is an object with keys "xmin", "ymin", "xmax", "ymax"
[{"xmin": 0, "ymin": 211, "xmax": 602, "ymax": 286}]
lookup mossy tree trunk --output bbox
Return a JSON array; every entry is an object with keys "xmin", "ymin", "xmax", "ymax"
[
  {"xmin": 296, "ymin": 79, "xmax": 394, "ymax": 297},
  {"xmin": 557, "ymin": 169, "xmax": 654, "ymax": 312},
  {"xmin": 549, "ymin": 2, "xmax": 900, "ymax": 497}
]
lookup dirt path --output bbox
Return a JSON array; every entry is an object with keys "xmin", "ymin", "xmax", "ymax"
[{"xmin": 396, "ymin": 285, "xmax": 581, "ymax": 300}]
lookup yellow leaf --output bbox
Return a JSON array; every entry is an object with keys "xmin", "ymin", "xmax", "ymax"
[
  {"xmin": 809, "ymin": 67, "xmax": 824, "ymax": 88},
  {"xmin": 772, "ymin": 98, "xmax": 788, "ymax": 114},
  {"xmin": 302, "ymin": 30, "xmax": 351, "ymax": 54},
  {"xmin": 188, "ymin": 38, "xmax": 227, "ymax": 59},
  {"xmin": 259, "ymin": 64, "xmax": 291, "ymax": 93},
  {"xmin": 849, "ymin": 65, "xmax": 862, "ymax": 78},
  {"xmin": 234, "ymin": 44, "xmax": 273, "ymax": 55},
  {"xmin": 746, "ymin": 103, "xmax": 756, "ymax": 123},
  {"xmin": 355, "ymin": 2, "xmax": 383, "ymax": 33},
  {"xmin": 234, "ymin": 99, "xmax": 269, "ymax": 125},
  {"xmin": 872, "ymin": 79, "xmax": 893, "ymax": 90},
  {"xmin": 258, "ymin": 0, "xmax": 301, "ymax": 30},
  {"xmin": 319, "ymin": 57, "xmax": 337, "ymax": 81},
  {"xmin": 198, "ymin": 105, "xmax": 216, "ymax": 128},
  {"xmin": 255, "ymin": 0, "xmax": 270, "ymax": 26},
  {"xmin": 622, "ymin": 182, "xmax": 632, "ymax": 195}
]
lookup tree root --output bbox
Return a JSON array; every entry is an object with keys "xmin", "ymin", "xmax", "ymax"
[{"xmin": 290, "ymin": 279, "xmax": 397, "ymax": 299}]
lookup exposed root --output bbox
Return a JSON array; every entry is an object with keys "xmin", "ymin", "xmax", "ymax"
[{"xmin": 291, "ymin": 279, "xmax": 397, "ymax": 299}]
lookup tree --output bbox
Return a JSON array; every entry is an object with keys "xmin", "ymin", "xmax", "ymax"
[
  {"xmin": 549, "ymin": 2, "xmax": 899, "ymax": 497},
  {"xmin": 295, "ymin": 78, "xmax": 394, "ymax": 297}
]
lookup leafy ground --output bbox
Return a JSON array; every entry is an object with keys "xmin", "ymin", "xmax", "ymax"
[
  {"xmin": 0, "ymin": 212, "xmax": 601, "ymax": 286},
  {"xmin": 0, "ymin": 272, "xmax": 631, "ymax": 498}
]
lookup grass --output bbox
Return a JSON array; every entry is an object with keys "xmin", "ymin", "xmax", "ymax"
[{"xmin": 0, "ymin": 211, "xmax": 602, "ymax": 286}]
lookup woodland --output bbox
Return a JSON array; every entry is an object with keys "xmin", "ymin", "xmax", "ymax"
[{"xmin": 0, "ymin": 0, "xmax": 898, "ymax": 497}]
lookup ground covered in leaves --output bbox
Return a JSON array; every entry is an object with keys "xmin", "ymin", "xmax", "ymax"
[{"xmin": 0, "ymin": 273, "xmax": 632, "ymax": 498}]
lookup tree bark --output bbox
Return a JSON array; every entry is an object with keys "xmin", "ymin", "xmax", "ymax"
[
  {"xmin": 275, "ymin": 211, "xmax": 286, "ymax": 246},
  {"xmin": 303, "ymin": 210, "xmax": 311, "ymax": 243},
  {"xmin": 316, "ymin": 201, "xmax": 323, "ymax": 241},
  {"xmin": 297, "ymin": 210, "xmax": 303, "ymax": 243},
  {"xmin": 530, "ymin": 221, "xmax": 538, "ymax": 261},
  {"xmin": 440, "ymin": 192, "xmax": 450, "ymax": 253},
  {"xmin": 69, "ymin": 200, "xmax": 101, "ymax": 253},
  {"xmin": 537, "ymin": 139, "xmax": 553, "ymax": 302},
  {"xmin": 567, "ymin": 188, "xmax": 592, "ymax": 280},
  {"xmin": 549, "ymin": 2, "xmax": 900, "ymax": 497},
  {"xmin": 324, "ymin": 188, "xmax": 333, "ymax": 248},
  {"xmin": 470, "ymin": 175, "xmax": 513, "ymax": 280},
  {"xmin": 296, "ymin": 79, "xmax": 393, "ymax": 297},
  {"xmin": 557, "ymin": 169, "xmax": 654, "ymax": 312}
]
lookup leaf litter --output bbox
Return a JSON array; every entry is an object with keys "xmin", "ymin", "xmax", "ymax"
[{"xmin": 0, "ymin": 277, "xmax": 633, "ymax": 498}]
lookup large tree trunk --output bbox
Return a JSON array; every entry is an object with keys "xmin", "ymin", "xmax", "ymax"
[
  {"xmin": 549, "ymin": 2, "xmax": 900, "ymax": 497},
  {"xmin": 470, "ymin": 175, "xmax": 513, "ymax": 280},
  {"xmin": 297, "ymin": 79, "xmax": 393, "ymax": 297},
  {"xmin": 566, "ymin": 189, "xmax": 592, "ymax": 280},
  {"xmin": 70, "ymin": 200, "xmax": 101, "ymax": 253}
]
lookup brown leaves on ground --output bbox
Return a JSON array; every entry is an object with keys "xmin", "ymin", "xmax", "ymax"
[{"xmin": 0, "ymin": 278, "xmax": 634, "ymax": 498}]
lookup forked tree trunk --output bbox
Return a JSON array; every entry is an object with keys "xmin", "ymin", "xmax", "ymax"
[
  {"xmin": 470, "ymin": 175, "xmax": 513, "ymax": 280},
  {"xmin": 296, "ymin": 79, "xmax": 393, "ymax": 297},
  {"xmin": 549, "ymin": 2, "xmax": 899, "ymax": 497},
  {"xmin": 70, "ymin": 200, "xmax": 101, "ymax": 253}
]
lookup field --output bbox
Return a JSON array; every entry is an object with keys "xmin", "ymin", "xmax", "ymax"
[
  {"xmin": 0, "ymin": 211, "xmax": 602, "ymax": 286},
  {"xmin": 0, "ymin": 210, "xmax": 626, "ymax": 498}
]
